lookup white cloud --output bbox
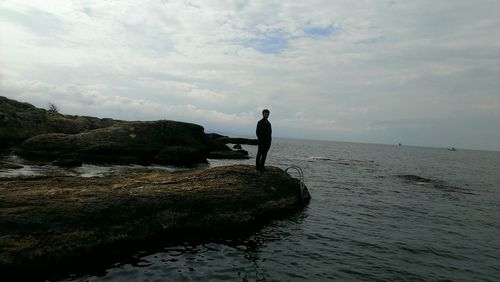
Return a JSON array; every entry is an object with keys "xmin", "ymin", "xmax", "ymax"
[{"xmin": 1, "ymin": 0, "xmax": 499, "ymax": 150}]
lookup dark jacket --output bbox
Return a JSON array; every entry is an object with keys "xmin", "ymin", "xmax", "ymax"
[{"xmin": 256, "ymin": 118, "xmax": 272, "ymax": 144}]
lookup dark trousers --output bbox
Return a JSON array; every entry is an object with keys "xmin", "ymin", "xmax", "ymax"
[{"xmin": 256, "ymin": 141, "xmax": 271, "ymax": 170}]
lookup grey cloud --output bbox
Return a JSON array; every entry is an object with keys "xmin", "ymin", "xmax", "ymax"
[
  {"xmin": 0, "ymin": 8, "xmax": 65, "ymax": 36},
  {"xmin": 1, "ymin": 0, "xmax": 499, "ymax": 150}
]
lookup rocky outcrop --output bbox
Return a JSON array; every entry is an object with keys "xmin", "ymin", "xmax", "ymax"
[
  {"xmin": 0, "ymin": 96, "xmax": 118, "ymax": 149},
  {"xmin": 209, "ymin": 149, "xmax": 249, "ymax": 159},
  {"xmin": 206, "ymin": 133, "xmax": 228, "ymax": 140},
  {"xmin": 0, "ymin": 165, "xmax": 310, "ymax": 279},
  {"xmin": 1, "ymin": 97, "xmax": 246, "ymax": 164},
  {"xmin": 16, "ymin": 120, "xmax": 225, "ymax": 166},
  {"xmin": 206, "ymin": 135, "xmax": 251, "ymax": 159},
  {"xmin": 216, "ymin": 136, "xmax": 258, "ymax": 145}
]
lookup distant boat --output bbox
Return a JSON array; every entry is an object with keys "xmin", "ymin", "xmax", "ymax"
[{"xmin": 447, "ymin": 147, "xmax": 457, "ymax": 151}]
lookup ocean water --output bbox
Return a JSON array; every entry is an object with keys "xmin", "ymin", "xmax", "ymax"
[{"xmin": 2, "ymin": 139, "xmax": 500, "ymax": 281}]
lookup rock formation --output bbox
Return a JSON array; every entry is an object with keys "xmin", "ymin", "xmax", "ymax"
[
  {"xmin": 1, "ymin": 96, "xmax": 247, "ymax": 165},
  {"xmin": 208, "ymin": 149, "xmax": 249, "ymax": 159},
  {"xmin": 0, "ymin": 165, "xmax": 310, "ymax": 279},
  {"xmin": 15, "ymin": 120, "xmax": 226, "ymax": 166},
  {"xmin": 0, "ymin": 96, "xmax": 117, "ymax": 149},
  {"xmin": 215, "ymin": 136, "xmax": 259, "ymax": 145}
]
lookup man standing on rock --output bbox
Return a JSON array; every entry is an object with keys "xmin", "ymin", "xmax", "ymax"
[{"xmin": 256, "ymin": 109, "xmax": 272, "ymax": 172}]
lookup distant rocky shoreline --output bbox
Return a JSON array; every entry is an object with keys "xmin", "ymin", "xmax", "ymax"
[{"xmin": 0, "ymin": 96, "xmax": 256, "ymax": 166}]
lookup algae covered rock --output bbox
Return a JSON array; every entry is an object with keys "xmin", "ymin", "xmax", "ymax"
[
  {"xmin": 208, "ymin": 149, "xmax": 250, "ymax": 159},
  {"xmin": 1, "ymin": 97, "xmax": 249, "ymax": 163},
  {"xmin": 0, "ymin": 164, "xmax": 310, "ymax": 279},
  {"xmin": 0, "ymin": 96, "xmax": 117, "ymax": 149},
  {"xmin": 155, "ymin": 145, "xmax": 207, "ymax": 166},
  {"xmin": 15, "ymin": 120, "xmax": 219, "ymax": 166}
]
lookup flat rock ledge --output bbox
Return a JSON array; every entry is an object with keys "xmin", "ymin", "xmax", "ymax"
[{"xmin": 0, "ymin": 165, "xmax": 310, "ymax": 279}]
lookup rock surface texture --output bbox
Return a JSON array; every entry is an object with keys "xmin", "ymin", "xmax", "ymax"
[
  {"xmin": 0, "ymin": 165, "xmax": 310, "ymax": 279},
  {"xmin": 1, "ymin": 96, "xmax": 242, "ymax": 165},
  {"xmin": 15, "ymin": 120, "xmax": 225, "ymax": 166},
  {"xmin": 0, "ymin": 96, "xmax": 117, "ymax": 148}
]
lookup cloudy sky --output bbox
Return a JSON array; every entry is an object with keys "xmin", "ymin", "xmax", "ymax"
[{"xmin": 1, "ymin": 0, "xmax": 499, "ymax": 151}]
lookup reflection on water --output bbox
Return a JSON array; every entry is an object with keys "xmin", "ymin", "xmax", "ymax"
[
  {"xmin": 61, "ymin": 211, "xmax": 308, "ymax": 282},
  {"xmin": 0, "ymin": 143, "xmax": 254, "ymax": 178},
  {"xmin": 0, "ymin": 154, "xmax": 189, "ymax": 178}
]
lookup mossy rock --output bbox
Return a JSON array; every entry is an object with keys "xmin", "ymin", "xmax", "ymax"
[{"xmin": 0, "ymin": 165, "xmax": 311, "ymax": 279}]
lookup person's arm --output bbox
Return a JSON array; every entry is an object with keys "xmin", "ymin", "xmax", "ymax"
[
  {"xmin": 266, "ymin": 121, "xmax": 272, "ymax": 140},
  {"xmin": 256, "ymin": 120, "xmax": 262, "ymax": 139}
]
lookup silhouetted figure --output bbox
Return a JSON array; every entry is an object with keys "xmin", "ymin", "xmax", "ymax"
[{"xmin": 256, "ymin": 109, "xmax": 272, "ymax": 172}]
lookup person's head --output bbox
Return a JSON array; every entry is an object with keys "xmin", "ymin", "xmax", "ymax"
[{"xmin": 262, "ymin": 109, "xmax": 270, "ymax": 119}]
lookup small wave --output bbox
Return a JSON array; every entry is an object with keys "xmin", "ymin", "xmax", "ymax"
[
  {"xmin": 397, "ymin": 174, "xmax": 476, "ymax": 195},
  {"xmin": 337, "ymin": 159, "xmax": 379, "ymax": 167},
  {"xmin": 397, "ymin": 245, "xmax": 463, "ymax": 260},
  {"xmin": 399, "ymin": 174, "xmax": 432, "ymax": 183},
  {"xmin": 351, "ymin": 239, "xmax": 387, "ymax": 251},
  {"xmin": 306, "ymin": 157, "xmax": 378, "ymax": 167},
  {"xmin": 308, "ymin": 156, "xmax": 334, "ymax": 161}
]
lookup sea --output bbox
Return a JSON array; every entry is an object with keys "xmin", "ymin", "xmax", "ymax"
[{"xmin": 1, "ymin": 138, "xmax": 499, "ymax": 281}]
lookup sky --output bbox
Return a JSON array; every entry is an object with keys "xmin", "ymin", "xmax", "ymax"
[{"xmin": 1, "ymin": 0, "xmax": 499, "ymax": 151}]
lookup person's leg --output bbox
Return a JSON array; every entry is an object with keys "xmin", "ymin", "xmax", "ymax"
[
  {"xmin": 256, "ymin": 145, "xmax": 263, "ymax": 170},
  {"xmin": 260, "ymin": 151, "xmax": 267, "ymax": 170},
  {"xmin": 260, "ymin": 143, "xmax": 271, "ymax": 170}
]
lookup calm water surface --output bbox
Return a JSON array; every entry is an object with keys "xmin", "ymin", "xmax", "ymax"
[{"xmin": 2, "ymin": 139, "xmax": 499, "ymax": 281}]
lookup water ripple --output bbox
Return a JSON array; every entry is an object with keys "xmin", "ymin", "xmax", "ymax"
[{"xmin": 43, "ymin": 140, "xmax": 500, "ymax": 281}]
